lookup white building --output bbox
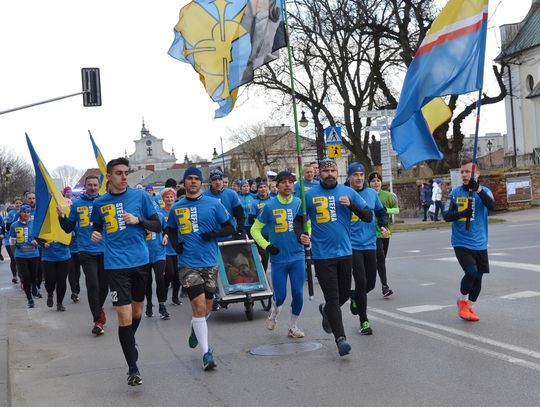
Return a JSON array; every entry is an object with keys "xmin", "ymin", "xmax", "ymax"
[{"xmin": 127, "ymin": 121, "xmax": 177, "ymax": 171}]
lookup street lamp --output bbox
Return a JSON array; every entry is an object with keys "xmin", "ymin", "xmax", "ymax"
[
  {"xmin": 212, "ymin": 147, "xmax": 218, "ymax": 160},
  {"xmin": 487, "ymin": 139, "xmax": 493, "ymax": 168},
  {"xmin": 299, "ymin": 111, "xmax": 308, "ymax": 128}
]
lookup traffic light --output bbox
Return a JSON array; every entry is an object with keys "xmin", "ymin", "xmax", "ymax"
[{"xmin": 81, "ymin": 68, "xmax": 102, "ymax": 107}]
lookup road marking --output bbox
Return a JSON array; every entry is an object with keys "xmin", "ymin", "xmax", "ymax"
[
  {"xmin": 407, "ymin": 250, "xmax": 421, "ymax": 253},
  {"xmin": 369, "ymin": 314, "xmax": 540, "ymax": 372},
  {"xmin": 397, "ymin": 305, "xmax": 452, "ymax": 313},
  {"xmin": 389, "ymin": 245, "xmax": 540, "ymax": 261},
  {"xmin": 420, "ymin": 283, "xmax": 435, "ymax": 286},
  {"xmin": 500, "ymin": 291, "xmax": 540, "ymax": 300},
  {"xmin": 370, "ymin": 307, "xmax": 540, "ymax": 360},
  {"xmin": 437, "ymin": 257, "xmax": 540, "ymax": 273},
  {"xmin": 489, "ymin": 252, "xmax": 508, "ymax": 256}
]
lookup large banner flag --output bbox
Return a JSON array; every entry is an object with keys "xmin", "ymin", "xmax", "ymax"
[
  {"xmin": 88, "ymin": 130, "xmax": 108, "ymax": 195},
  {"xmin": 168, "ymin": 0, "xmax": 287, "ymax": 118},
  {"xmin": 25, "ymin": 134, "xmax": 72, "ymax": 245},
  {"xmin": 390, "ymin": 0, "xmax": 489, "ymax": 168}
]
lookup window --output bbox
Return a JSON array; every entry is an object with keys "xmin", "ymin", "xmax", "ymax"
[{"xmin": 526, "ymin": 75, "xmax": 535, "ymax": 92}]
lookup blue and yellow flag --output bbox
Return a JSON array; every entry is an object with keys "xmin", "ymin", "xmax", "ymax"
[
  {"xmin": 88, "ymin": 130, "xmax": 108, "ymax": 195},
  {"xmin": 390, "ymin": 0, "xmax": 489, "ymax": 168},
  {"xmin": 25, "ymin": 134, "xmax": 71, "ymax": 245},
  {"xmin": 168, "ymin": 0, "xmax": 287, "ymax": 118}
]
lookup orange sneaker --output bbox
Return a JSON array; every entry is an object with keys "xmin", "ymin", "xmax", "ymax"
[
  {"xmin": 467, "ymin": 305, "xmax": 480, "ymax": 321},
  {"xmin": 457, "ymin": 299, "xmax": 472, "ymax": 320}
]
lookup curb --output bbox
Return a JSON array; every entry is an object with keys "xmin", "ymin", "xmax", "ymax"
[{"xmin": 0, "ymin": 294, "xmax": 11, "ymax": 407}]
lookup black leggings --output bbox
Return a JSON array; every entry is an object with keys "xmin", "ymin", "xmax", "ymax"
[
  {"xmin": 16, "ymin": 257, "xmax": 39, "ymax": 301},
  {"xmin": 146, "ymin": 260, "xmax": 167, "ymax": 303},
  {"xmin": 6, "ymin": 245, "xmax": 17, "ymax": 278},
  {"xmin": 352, "ymin": 250, "xmax": 377, "ymax": 323},
  {"xmin": 376, "ymin": 238, "xmax": 390, "ymax": 287},
  {"xmin": 455, "ymin": 247, "xmax": 489, "ymax": 302},
  {"xmin": 43, "ymin": 259, "xmax": 70, "ymax": 304},
  {"xmin": 314, "ymin": 256, "xmax": 352, "ymax": 341},
  {"xmin": 80, "ymin": 253, "xmax": 108, "ymax": 322},
  {"xmin": 164, "ymin": 255, "xmax": 178, "ymax": 301},
  {"xmin": 68, "ymin": 252, "xmax": 81, "ymax": 294}
]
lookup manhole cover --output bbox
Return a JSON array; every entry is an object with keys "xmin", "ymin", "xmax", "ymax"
[{"xmin": 250, "ymin": 341, "xmax": 322, "ymax": 356}]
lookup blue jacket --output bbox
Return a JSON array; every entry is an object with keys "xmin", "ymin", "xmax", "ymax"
[{"xmin": 421, "ymin": 185, "xmax": 432, "ymax": 205}]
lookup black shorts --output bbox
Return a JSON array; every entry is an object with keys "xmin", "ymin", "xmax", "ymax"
[
  {"xmin": 454, "ymin": 247, "xmax": 489, "ymax": 274},
  {"xmin": 107, "ymin": 265, "xmax": 150, "ymax": 306}
]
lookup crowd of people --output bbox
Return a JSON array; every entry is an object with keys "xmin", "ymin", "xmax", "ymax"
[{"xmin": 0, "ymin": 157, "xmax": 494, "ymax": 386}]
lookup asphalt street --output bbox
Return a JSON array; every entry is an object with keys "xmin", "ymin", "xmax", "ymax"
[{"xmin": 1, "ymin": 214, "xmax": 540, "ymax": 407}]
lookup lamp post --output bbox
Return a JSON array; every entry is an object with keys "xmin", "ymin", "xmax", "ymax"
[
  {"xmin": 487, "ymin": 139, "xmax": 493, "ymax": 168},
  {"xmin": 299, "ymin": 111, "xmax": 308, "ymax": 128},
  {"xmin": 1, "ymin": 165, "xmax": 12, "ymax": 203},
  {"xmin": 212, "ymin": 148, "xmax": 218, "ymax": 160}
]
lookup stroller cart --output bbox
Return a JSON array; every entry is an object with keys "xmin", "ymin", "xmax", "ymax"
[{"xmin": 215, "ymin": 239, "xmax": 273, "ymax": 320}]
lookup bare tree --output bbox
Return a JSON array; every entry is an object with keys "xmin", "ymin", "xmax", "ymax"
[
  {"xmin": 0, "ymin": 146, "xmax": 34, "ymax": 204},
  {"xmin": 51, "ymin": 165, "xmax": 85, "ymax": 189}
]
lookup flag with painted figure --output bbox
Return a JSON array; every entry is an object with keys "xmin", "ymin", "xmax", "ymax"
[
  {"xmin": 25, "ymin": 134, "xmax": 72, "ymax": 245},
  {"xmin": 390, "ymin": 0, "xmax": 489, "ymax": 169},
  {"xmin": 88, "ymin": 130, "xmax": 108, "ymax": 195},
  {"xmin": 168, "ymin": 0, "xmax": 287, "ymax": 118}
]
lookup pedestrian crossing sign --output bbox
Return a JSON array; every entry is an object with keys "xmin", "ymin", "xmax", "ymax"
[
  {"xmin": 328, "ymin": 144, "xmax": 341, "ymax": 158},
  {"xmin": 325, "ymin": 126, "xmax": 342, "ymax": 145}
]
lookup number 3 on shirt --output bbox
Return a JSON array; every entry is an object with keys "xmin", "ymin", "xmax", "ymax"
[
  {"xmin": 313, "ymin": 196, "xmax": 330, "ymax": 223},
  {"xmin": 273, "ymin": 209, "xmax": 288, "ymax": 233},
  {"xmin": 101, "ymin": 204, "xmax": 119, "ymax": 233},
  {"xmin": 77, "ymin": 206, "xmax": 90, "ymax": 227},
  {"xmin": 175, "ymin": 208, "xmax": 193, "ymax": 234}
]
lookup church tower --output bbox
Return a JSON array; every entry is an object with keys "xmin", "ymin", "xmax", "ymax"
[{"xmin": 127, "ymin": 120, "xmax": 177, "ymax": 171}]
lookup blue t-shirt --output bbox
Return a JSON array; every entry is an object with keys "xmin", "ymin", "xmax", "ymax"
[
  {"xmin": 257, "ymin": 196, "xmax": 305, "ymax": 264},
  {"xmin": 153, "ymin": 195, "xmax": 165, "ymax": 209},
  {"xmin": 146, "ymin": 211, "xmax": 167, "ymax": 263},
  {"xmin": 250, "ymin": 196, "xmax": 272, "ymax": 236},
  {"xmin": 305, "ymin": 184, "xmax": 368, "ymax": 260},
  {"xmin": 203, "ymin": 187, "xmax": 240, "ymax": 224},
  {"xmin": 69, "ymin": 196, "xmax": 105, "ymax": 254},
  {"xmin": 238, "ymin": 193, "xmax": 253, "ymax": 227},
  {"xmin": 167, "ymin": 195, "xmax": 229, "ymax": 268},
  {"xmin": 446, "ymin": 185, "xmax": 493, "ymax": 250},
  {"xmin": 160, "ymin": 207, "xmax": 177, "ymax": 256},
  {"xmin": 3, "ymin": 209, "xmax": 18, "ymax": 245},
  {"xmin": 42, "ymin": 241, "xmax": 71, "ymax": 262},
  {"xmin": 90, "ymin": 188, "xmax": 157, "ymax": 270},
  {"xmin": 350, "ymin": 186, "xmax": 384, "ymax": 251},
  {"xmin": 9, "ymin": 220, "xmax": 39, "ymax": 258},
  {"xmin": 294, "ymin": 179, "xmax": 320, "ymax": 196}
]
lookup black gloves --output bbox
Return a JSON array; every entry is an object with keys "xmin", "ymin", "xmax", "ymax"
[
  {"xmin": 266, "ymin": 244, "xmax": 280, "ymax": 255},
  {"xmin": 460, "ymin": 207, "xmax": 473, "ymax": 219},
  {"xmin": 201, "ymin": 231, "xmax": 217, "ymax": 241},
  {"xmin": 467, "ymin": 179, "xmax": 479, "ymax": 192},
  {"xmin": 175, "ymin": 242, "xmax": 184, "ymax": 254},
  {"xmin": 234, "ymin": 230, "xmax": 245, "ymax": 240}
]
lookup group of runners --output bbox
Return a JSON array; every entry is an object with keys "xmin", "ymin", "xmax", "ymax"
[{"xmin": 0, "ymin": 155, "xmax": 494, "ymax": 386}]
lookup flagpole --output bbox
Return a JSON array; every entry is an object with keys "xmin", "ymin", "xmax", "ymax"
[
  {"xmin": 281, "ymin": 0, "xmax": 314, "ymax": 299},
  {"xmin": 466, "ymin": 88, "xmax": 483, "ymax": 231}
]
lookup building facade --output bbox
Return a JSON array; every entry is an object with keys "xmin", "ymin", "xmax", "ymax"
[{"xmin": 127, "ymin": 120, "xmax": 177, "ymax": 171}]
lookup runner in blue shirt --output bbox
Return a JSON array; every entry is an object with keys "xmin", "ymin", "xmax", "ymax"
[
  {"xmin": 166, "ymin": 166, "xmax": 233, "ymax": 371},
  {"xmin": 305, "ymin": 159, "xmax": 372, "ymax": 357},
  {"xmin": 238, "ymin": 181, "xmax": 253, "ymax": 235},
  {"xmin": 293, "ymin": 163, "xmax": 319, "ymax": 196},
  {"xmin": 346, "ymin": 163, "xmax": 388, "ymax": 336},
  {"xmin": 248, "ymin": 181, "xmax": 272, "ymax": 271},
  {"xmin": 40, "ymin": 239, "xmax": 71, "ymax": 312},
  {"xmin": 58, "ymin": 175, "xmax": 109, "ymax": 336},
  {"xmin": 9, "ymin": 204, "xmax": 40, "ymax": 308},
  {"xmin": 90, "ymin": 158, "xmax": 161, "ymax": 386},
  {"xmin": 251, "ymin": 171, "xmax": 310, "ymax": 338},
  {"xmin": 25, "ymin": 191, "xmax": 42, "ymax": 297},
  {"xmin": 3, "ymin": 199, "xmax": 23, "ymax": 283},
  {"xmin": 203, "ymin": 169, "xmax": 245, "ymax": 239},
  {"xmin": 443, "ymin": 160, "xmax": 495, "ymax": 322}
]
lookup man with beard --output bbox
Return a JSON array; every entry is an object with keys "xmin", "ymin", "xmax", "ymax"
[{"xmin": 305, "ymin": 159, "xmax": 371, "ymax": 356}]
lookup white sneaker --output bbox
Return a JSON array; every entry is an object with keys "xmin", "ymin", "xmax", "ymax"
[
  {"xmin": 287, "ymin": 326, "xmax": 305, "ymax": 338},
  {"xmin": 266, "ymin": 311, "xmax": 278, "ymax": 330}
]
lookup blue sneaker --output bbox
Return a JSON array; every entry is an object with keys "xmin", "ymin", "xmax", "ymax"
[
  {"xmin": 188, "ymin": 325, "xmax": 198, "ymax": 349},
  {"xmin": 202, "ymin": 349, "xmax": 216, "ymax": 371},
  {"xmin": 336, "ymin": 336, "xmax": 351, "ymax": 356}
]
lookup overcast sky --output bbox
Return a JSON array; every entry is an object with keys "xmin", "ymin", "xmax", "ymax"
[{"xmin": 0, "ymin": 0, "xmax": 532, "ymax": 172}]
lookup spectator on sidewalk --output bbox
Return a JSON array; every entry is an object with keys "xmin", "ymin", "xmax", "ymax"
[
  {"xmin": 432, "ymin": 178, "xmax": 443, "ymax": 221},
  {"xmin": 421, "ymin": 180, "xmax": 433, "ymax": 222}
]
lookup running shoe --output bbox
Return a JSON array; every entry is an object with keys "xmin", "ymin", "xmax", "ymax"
[
  {"xmin": 359, "ymin": 321, "xmax": 373, "ymax": 335},
  {"xmin": 382, "ymin": 285, "xmax": 393, "ymax": 298},
  {"xmin": 127, "ymin": 370, "xmax": 143, "ymax": 386},
  {"xmin": 92, "ymin": 322, "xmax": 105, "ymax": 336},
  {"xmin": 145, "ymin": 303, "xmax": 153, "ymax": 317},
  {"xmin": 349, "ymin": 290, "xmax": 358, "ymax": 315},
  {"xmin": 188, "ymin": 325, "xmax": 198, "ymax": 348},
  {"xmin": 46, "ymin": 296, "xmax": 53, "ymax": 308},
  {"xmin": 457, "ymin": 299, "xmax": 473, "ymax": 321},
  {"xmin": 27, "ymin": 299, "xmax": 35, "ymax": 308},
  {"xmin": 12, "ymin": 277, "xmax": 18, "ymax": 284},
  {"xmin": 70, "ymin": 293, "xmax": 79, "ymax": 303},
  {"xmin": 57, "ymin": 304, "xmax": 66, "ymax": 312},
  {"xmin": 171, "ymin": 297, "xmax": 182, "ymax": 306},
  {"xmin": 466, "ymin": 304, "xmax": 480, "ymax": 321},
  {"xmin": 336, "ymin": 336, "xmax": 351, "ymax": 356},
  {"xmin": 287, "ymin": 326, "xmax": 305, "ymax": 339},
  {"xmin": 159, "ymin": 304, "xmax": 170, "ymax": 320},
  {"xmin": 266, "ymin": 310, "xmax": 278, "ymax": 330},
  {"xmin": 202, "ymin": 349, "xmax": 216, "ymax": 371},
  {"xmin": 34, "ymin": 290, "xmax": 42, "ymax": 299},
  {"xmin": 211, "ymin": 299, "xmax": 220, "ymax": 311},
  {"xmin": 98, "ymin": 307, "xmax": 107, "ymax": 325},
  {"xmin": 318, "ymin": 303, "xmax": 332, "ymax": 334}
]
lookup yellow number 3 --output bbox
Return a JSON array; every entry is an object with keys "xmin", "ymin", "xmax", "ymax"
[
  {"xmin": 313, "ymin": 196, "xmax": 330, "ymax": 223},
  {"xmin": 77, "ymin": 206, "xmax": 90, "ymax": 227},
  {"xmin": 273, "ymin": 209, "xmax": 288, "ymax": 233},
  {"xmin": 101, "ymin": 204, "xmax": 119, "ymax": 234},
  {"xmin": 175, "ymin": 207, "xmax": 193, "ymax": 234}
]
